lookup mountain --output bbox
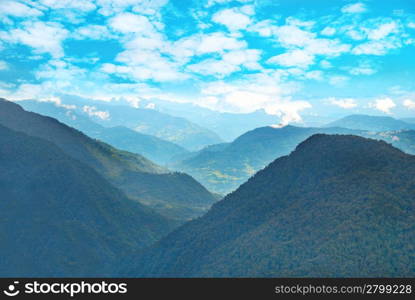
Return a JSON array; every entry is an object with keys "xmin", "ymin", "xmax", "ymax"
[
  {"xmin": 172, "ymin": 126, "xmax": 364, "ymax": 194},
  {"xmin": 19, "ymin": 100, "xmax": 189, "ymax": 165},
  {"xmin": 0, "ymin": 99, "xmax": 216, "ymax": 221},
  {"xmin": 139, "ymin": 98, "xmax": 278, "ymax": 142},
  {"xmin": 402, "ymin": 118, "xmax": 415, "ymax": 124},
  {"xmin": 48, "ymin": 95, "xmax": 223, "ymax": 151},
  {"xmin": 127, "ymin": 135, "xmax": 415, "ymax": 277},
  {"xmin": 0, "ymin": 124, "xmax": 175, "ymax": 277},
  {"xmin": 365, "ymin": 130, "xmax": 415, "ymax": 155},
  {"xmin": 325, "ymin": 114, "xmax": 415, "ymax": 132}
]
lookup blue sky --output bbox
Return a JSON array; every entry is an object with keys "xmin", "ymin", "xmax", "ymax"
[{"xmin": 0, "ymin": 0, "xmax": 414, "ymax": 124}]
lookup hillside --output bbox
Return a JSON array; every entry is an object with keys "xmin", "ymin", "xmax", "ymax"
[
  {"xmin": 0, "ymin": 124, "xmax": 174, "ymax": 277},
  {"xmin": 127, "ymin": 135, "xmax": 415, "ymax": 277},
  {"xmin": 19, "ymin": 100, "xmax": 189, "ymax": 165},
  {"xmin": 0, "ymin": 99, "xmax": 216, "ymax": 221},
  {"xmin": 325, "ymin": 114, "xmax": 415, "ymax": 132},
  {"xmin": 172, "ymin": 126, "xmax": 363, "ymax": 194}
]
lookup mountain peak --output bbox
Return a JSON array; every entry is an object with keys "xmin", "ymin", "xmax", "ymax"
[
  {"xmin": 326, "ymin": 114, "xmax": 415, "ymax": 132},
  {"xmin": 129, "ymin": 133, "xmax": 415, "ymax": 277}
]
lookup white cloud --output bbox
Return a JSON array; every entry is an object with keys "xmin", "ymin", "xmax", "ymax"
[
  {"xmin": 187, "ymin": 49, "xmax": 261, "ymax": 77},
  {"xmin": 197, "ymin": 73, "xmax": 311, "ymax": 125},
  {"xmin": 370, "ymin": 97, "xmax": 396, "ymax": 114},
  {"xmin": 82, "ymin": 105, "xmax": 110, "ymax": 120},
  {"xmin": 320, "ymin": 60, "xmax": 333, "ymax": 69},
  {"xmin": 73, "ymin": 25, "xmax": 112, "ymax": 40},
  {"xmin": 109, "ymin": 12, "xmax": 155, "ymax": 34},
  {"xmin": 341, "ymin": 3, "xmax": 367, "ymax": 14},
  {"xmin": 266, "ymin": 24, "xmax": 350, "ymax": 69},
  {"xmin": 367, "ymin": 22, "xmax": 398, "ymax": 40},
  {"xmin": 328, "ymin": 97, "xmax": 357, "ymax": 109},
  {"xmin": 352, "ymin": 38, "xmax": 401, "ymax": 55},
  {"xmin": 304, "ymin": 70, "xmax": 323, "ymax": 81},
  {"xmin": 403, "ymin": 99, "xmax": 415, "ymax": 109},
  {"xmin": 0, "ymin": 0, "xmax": 43, "ymax": 17},
  {"xmin": 267, "ymin": 50, "xmax": 314, "ymax": 68},
  {"xmin": 4, "ymin": 21, "xmax": 68, "ymax": 58},
  {"xmin": 205, "ymin": 0, "xmax": 252, "ymax": 8},
  {"xmin": 321, "ymin": 27, "xmax": 336, "ymax": 36},
  {"xmin": 328, "ymin": 75, "xmax": 349, "ymax": 87},
  {"xmin": 349, "ymin": 61, "xmax": 377, "ymax": 75},
  {"xmin": 0, "ymin": 61, "xmax": 9, "ymax": 71},
  {"xmin": 274, "ymin": 25, "xmax": 315, "ymax": 48},
  {"xmin": 96, "ymin": 0, "xmax": 168, "ymax": 16},
  {"xmin": 169, "ymin": 32, "xmax": 246, "ymax": 64},
  {"xmin": 212, "ymin": 6, "xmax": 253, "ymax": 31},
  {"xmin": 38, "ymin": 0, "xmax": 96, "ymax": 12},
  {"xmin": 248, "ymin": 20, "xmax": 276, "ymax": 37}
]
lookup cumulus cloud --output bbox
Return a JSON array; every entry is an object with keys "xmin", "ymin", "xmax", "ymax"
[
  {"xmin": 82, "ymin": 105, "xmax": 110, "ymax": 120},
  {"xmin": 197, "ymin": 73, "xmax": 311, "ymax": 125},
  {"xmin": 267, "ymin": 50, "xmax": 314, "ymax": 68},
  {"xmin": 0, "ymin": 61, "xmax": 9, "ymax": 71},
  {"xmin": 212, "ymin": 6, "xmax": 253, "ymax": 31},
  {"xmin": 187, "ymin": 49, "xmax": 261, "ymax": 77},
  {"xmin": 349, "ymin": 60, "xmax": 378, "ymax": 75},
  {"xmin": 365, "ymin": 21, "xmax": 399, "ymax": 40},
  {"xmin": 0, "ymin": 0, "xmax": 43, "ymax": 17},
  {"xmin": 328, "ymin": 75, "xmax": 349, "ymax": 87},
  {"xmin": 3, "ymin": 21, "xmax": 68, "ymax": 58},
  {"xmin": 73, "ymin": 25, "xmax": 112, "ymax": 40},
  {"xmin": 109, "ymin": 12, "xmax": 155, "ymax": 34},
  {"xmin": 403, "ymin": 99, "xmax": 415, "ymax": 109},
  {"xmin": 370, "ymin": 97, "xmax": 396, "ymax": 114},
  {"xmin": 264, "ymin": 23, "xmax": 350, "ymax": 69},
  {"xmin": 38, "ymin": 0, "xmax": 96, "ymax": 12},
  {"xmin": 341, "ymin": 3, "xmax": 367, "ymax": 14},
  {"xmin": 328, "ymin": 97, "xmax": 358, "ymax": 109},
  {"xmin": 352, "ymin": 39, "xmax": 401, "ymax": 55},
  {"xmin": 321, "ymin": 27, "xmax": 336, "ymax": 36}
]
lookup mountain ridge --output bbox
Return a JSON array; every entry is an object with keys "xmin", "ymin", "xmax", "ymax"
[
  {"xmin": 126, "ymin": 134, "xmax": 415, "ymax": 277},
  {"xmin": 0, "ymin": 99, "xmax": 216, "ymax": 221}
]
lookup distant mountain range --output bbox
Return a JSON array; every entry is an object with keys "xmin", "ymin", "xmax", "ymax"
[
  {"xmin": 139, "ymin": 98, "xmax": 278, "ymax": 141},
  {"xmin": 36, "ymin": 95, "xmax": 223, "ymax": 151},
  {"xmin": 325, "ymin": 114, "xmax": 415, "ymax": 132},
  {"xmin": 171, "ymin": 126, "xmax": 362, "ymax": 194},
  {"xmin": 0, "ymin": 124, "xmax": 175, "ymax": 277},
  {"xmin": 173, "ymin": 118, "xmax": 415, "ymax": 194},
  {"xmin": 0, "ymin": 99, "xmax": 216, "ymax": 221},
  {"xmin": 126, "ymin": 135, "xmax": 415, "ymax": 277},
  {"xmin": 19, "ymin": 100, "xmax": 189, "ymax": 165}
]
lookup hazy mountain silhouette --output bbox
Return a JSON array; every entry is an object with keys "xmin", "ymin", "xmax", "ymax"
[
  {"xmin": 19, "ymin": 100, "xmax": 189, "ymax": 165},
  {"xmin": 127, "ymin": 135, "xmax": 415, "ymax": 277},
  {"xmin": 173, "ymin": 126, "xmax": 363, "ymax": 194},
  {"xmin": 0, "ymin": 99, "xmax": 216, "ymax": 221},
  {"xmin": 46, "ymin": 95, "xmax": 223, "ymax": 151},
  {"xmin": 325, "ymin": 114, "xmax": 415, "ymax": 132},
  {"xmin": 0, "ymin": 124, "xmax": 175, "ymax": 277}
]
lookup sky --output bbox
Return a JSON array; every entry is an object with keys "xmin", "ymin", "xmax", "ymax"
[{"xmin": 0, "ymin": 0, "xmax": 414, "ymax": 124}]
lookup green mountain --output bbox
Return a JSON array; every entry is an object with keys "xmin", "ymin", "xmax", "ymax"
[
  {"xmin": 172, "ymin": 126, "xmax": 363, "ymax": 194},
  {"xmin": 0, "ymin": 99, "xmax": 216, "ymax": 221},
  {"xmin": 0, "ymin": 124, "xmax": 174, "ymax": 277},
  {"xmin": 128, "ymin": 135, "xmax": 415, "ymax": 277},
  {"xmin": 19, "ymin": 100, "xmax": 189, "ymax": 165},
  {"xmin": 50, "ymin": 95, "xmax": 223, "ymax": 151},
  {"xmin": 173, "ymin": 125, "xmax": 415, "ymax": 195},
  {"xmin": 325, "ymin": 114, "xmax": 415, "ymax": 132}
]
